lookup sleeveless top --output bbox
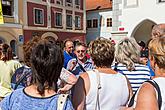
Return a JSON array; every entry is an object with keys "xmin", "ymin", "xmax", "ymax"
[
  {"xmin": 85, "ymin": 70, "xmax": 129, "ymax": 110},
  {"xmin": 133, "ymin": 77, "xmax": 165, "ymax": 110}
]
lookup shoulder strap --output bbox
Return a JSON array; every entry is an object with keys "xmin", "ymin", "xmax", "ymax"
[
  {"xmin": 57, "ymin": 94, "xmax": 69, "ymax": 110},
  {"xmin": 95, "ymin": 70, "xmax": 101, "ymax": 110},
  {"xmin": 145, "ymin": 80, "xmax": 162, "ymax": 110},
  {"xmin": 128, "ymin": 80, "xmax": 162, "ymax": 109},
  {"xmin": 78, "ymin": 62, "xmax": 86, "ymax": 72}
]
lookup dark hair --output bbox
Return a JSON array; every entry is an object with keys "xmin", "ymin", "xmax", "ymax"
[
  {"xmin": 138, "ymin": 41, "xmax": 146, "ymax": 48},
  {"xmin": 89, "ymin": 37, "xmax": 115, "ymax": 67},
  {"xmin": 23, "ymin": 36, "xmax": 41, "ymax": 67},
  {"xmin": 1, "ymin": 43, "xmax": 13, "ymax": 61},
  {"xmin": 30, "ymin": 40, "xmax": 64, "ymax": 96}
]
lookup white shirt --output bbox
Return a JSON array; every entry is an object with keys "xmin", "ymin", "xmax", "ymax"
[{"xmin": 85, "ymin": 70, "xmax": 129, "ymax": 110}]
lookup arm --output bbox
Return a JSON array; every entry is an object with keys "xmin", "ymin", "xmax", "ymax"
[
  {"xmin": 134, "ymin": 82, "xmax": 159, "ymax": 110},
  {"xmin": 72, "ymin": 73, "xmax": 90, "ymax": 110}
]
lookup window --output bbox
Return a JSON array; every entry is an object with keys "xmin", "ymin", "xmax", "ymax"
[
  {"xmin": 87, "ymin": 20, "xmax": 92, "ymax": 28},
  {"xmin": 75, "ymin": 0, "xmax": 80, "ymax": 9},
  {"xmin": 56, "ymin": 0, "xmax": 63, "ymax": 5},
  {"xmin": 34, "ymin": 8, "xmax": 44, "ymax": 25},
  {"xmin": 66, "ymin": 0, "xmax": 72, "ymax": 3},
  {"xmin": 107, "ymin": 18, "xmax": 112, "ymax": 27},
  {"xmin": 93, "ymin": 19, "xmax": 98, "ymax": 28},
  {"xmin": 66, "ymin": 15, "xmax": 72, "ymax": 28},
  {"xmin": 2, "ymin": 0, "xmax": 14, "ymax": 16},
  {"xmin": 55, "ymin": 12, "xmax": 62, "ymax": 27},
  {"xmin": 159, "ymin": 0, "xmax": 165, "ymax": 2},
  {"xmin": 75, "ymin": 16, "xmax": 81, "ymax": 28},
  {"xmin": 66, "ymin": 0, "xmax": 72, "ymax": 6}
]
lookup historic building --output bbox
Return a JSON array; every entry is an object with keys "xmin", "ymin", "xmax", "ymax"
[
  {"xmin": 112, "ymin": 0, "xmax": 165, "ymax": 43},
  {"xmin": 0, "ymin": 0, "xmax": 23, "ymax": 59},
  {"xmin": 86, "ymin": 0, "xmax": 112, "ymax": 43},
  {"xmin": 0, "ymin": 0, "xmax": 86, "ymax": 60},
  {"xmin": 24, "ymin": 0, "xmax": 86, "ymax": 43}
]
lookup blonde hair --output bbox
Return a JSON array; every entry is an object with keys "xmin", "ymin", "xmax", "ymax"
[
  {"xmin": 89, "ymin": 37, "xmax": 115, "ymax": 67},
  {"xmin": 115, "ymin": 37, "xmax": 141, "ymax": 71},
  {"xmin": 148, "ymin": 36, "xmax": 165, "ymax": 69}
]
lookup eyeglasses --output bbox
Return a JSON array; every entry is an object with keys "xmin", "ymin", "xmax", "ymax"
[{"xmin": 77, "ymin": 50, "xmax": 86, "ymax": 53}]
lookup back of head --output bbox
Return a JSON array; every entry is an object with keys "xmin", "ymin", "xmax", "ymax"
[
  {"xmin": 115, "ymin": 37, "xmax": 141, "ymax": 71},
  {"xmin": 23, "ymin": 36, "xmax": 41, "ymax": 67},
  {"xmin": 1, "ymin": 43, "xmax": 13, "ymax": 61},
  {"xmin": 89, "ymin": 37, "xmax": 115, "ymax": 67},
  {"xmin": 152, "ymin": 24, "xmax": 165, "ymax": 39},
  {"xmin": 30, "ymin": 40, "xmax": 64, "ymax": 96},
  {"xmin": 148, "ymin": 36, "xmax": 165, "ymax": 69}
]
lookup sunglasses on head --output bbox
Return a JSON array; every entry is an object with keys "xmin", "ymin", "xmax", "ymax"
[{"xmin": 77, "ymin": 50, "xmax": 85, "ymax": 53}]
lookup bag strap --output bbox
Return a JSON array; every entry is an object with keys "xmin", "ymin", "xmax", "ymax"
[
  {"xmin": 95, "ymin": 70, "xmax": 101, "ymax": 110},
  {"xmin": 57, "ymin": 94, "xmax": 69, "ymax": 110},
  {"xmin": 128, "ymin": 80, "xmax": 162, "ymax": 109},
  {"xmin": 145, "ymin": 80, "xmax": 162, "ymax": 109}
]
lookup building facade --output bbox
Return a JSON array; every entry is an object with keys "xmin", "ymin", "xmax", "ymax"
[
  {"xmin": 112, "ymin": 0, "xmax": 165, "ymax": 43},
  {"xmin": 0, "ymin": 0, "xmax": 86, "ymax": 60},
  {"xmin": 0, "ymin": 0, "xmax": 23, "ymax": 59},
  {"xmin": 24, "ymin": 0, "xmax": 86, "ymax": 43},
  {"xmin": 86, "ymin": 0, "xmax": 112, "ymax": 43}
]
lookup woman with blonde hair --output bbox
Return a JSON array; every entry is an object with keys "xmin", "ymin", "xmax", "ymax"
[
  {"xmin": 114, "ymin": 37, "xmax": 151, "ymax": 93},
  {"xmin": 123, "ymin": 35, "xmax": 165, "ymax": 110}
]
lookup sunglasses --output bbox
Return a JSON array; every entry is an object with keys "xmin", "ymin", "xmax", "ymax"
[{"xmin": 77, "ymin": 50, "xmax": 86, "ymax": 53}]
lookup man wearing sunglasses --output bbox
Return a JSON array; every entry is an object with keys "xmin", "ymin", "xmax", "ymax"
[{"xmin": 67, "ymin": 42, "xmax": 94, "ymax": 76}]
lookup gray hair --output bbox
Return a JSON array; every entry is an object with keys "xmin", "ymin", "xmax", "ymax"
[{"xmin": 115, "ymin": 37, "xmax": 141, "ymax": 71}]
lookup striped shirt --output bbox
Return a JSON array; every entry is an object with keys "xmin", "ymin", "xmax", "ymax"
[{"xmin": 112, "ymin": 63, "xmax": 151, "ymax": 93}]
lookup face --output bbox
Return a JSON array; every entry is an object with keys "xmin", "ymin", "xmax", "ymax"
[
  {"xmin": 65, "ymin": 41, "xmax": 74, "ymax": 54},
  {"xmin": 75, "ymin": 45, "xmax": 86, "ymax": 61}
]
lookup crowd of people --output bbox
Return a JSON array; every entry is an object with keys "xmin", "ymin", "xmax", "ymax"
[{"xmin": 0, "ymin": 23, "xmax": 164, "ymax": 110}]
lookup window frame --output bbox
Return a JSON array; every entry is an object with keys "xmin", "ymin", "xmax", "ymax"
[
  {"xmin": 87, "ymin": 20, "xmax": 92, "ymax": 28},
  {"xmin": 2, "ymin": 0, "xmax": 14, "ymax": 17},
  {"xmin": 107, "ymin": 18, "xmax": 112, "ymax": 27},
  {"xmin": 66, "ymin": 14, "xmax": 72, "ymax": 28},
  {"xmin": 33, "ymin": 8, "xmax": 44, "ymax": 25},
  {"xmin": 75, "ymin": 15, "xmax": 81, "ymax": 29},
  {"xmin": 55, "ymin": 12, "xmax": 63, "ymax": 27},
  {"xmin": 92, "ymin": 19, "xmax": 98, "ymax": 28},
  {"xmin": 75, "ymin": 0, "xmax": 80, "ymax": 9}
]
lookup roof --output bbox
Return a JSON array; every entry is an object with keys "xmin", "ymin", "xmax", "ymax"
[{"xmin": 86, "ymin": 0, "xmax": 112, "ymax": 11}]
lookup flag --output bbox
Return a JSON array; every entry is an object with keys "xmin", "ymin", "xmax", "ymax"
[{"xmin": 0, "ymin": 0, "xmax": 4, "ymax": 24}]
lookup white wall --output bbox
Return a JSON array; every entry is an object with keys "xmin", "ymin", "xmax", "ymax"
[
  {"xmin": 112, "ymin": 0, "xmax": 165, "ymax": 42},
  {"xmin": 86, "ymin": 9, "xmax": 112, "ymax": 43}
]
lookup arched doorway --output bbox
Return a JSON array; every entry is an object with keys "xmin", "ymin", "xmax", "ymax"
[
  {"xmin": 131, "ymin": 19, "xmax": 156, "ymax": 43},
  {"xmin": 41, "ymin": 32, "xmax": 58, "ymax": 41}
]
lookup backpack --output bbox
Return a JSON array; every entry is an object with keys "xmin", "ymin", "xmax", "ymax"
[
  {"xmin": 11, "ymin": 66, "xmax": 32, "ymax": 90},
  {"xmin": 128, "ymin": 80, "xmax": 162, "ymax": 109}
]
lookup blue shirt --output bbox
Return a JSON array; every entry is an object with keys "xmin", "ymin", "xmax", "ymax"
[
  {"xmin": 63, "ymin": 51, "xmax": 76, "ymax": 68},
  {"xmin": 147, "ymin": 60, "xmax": 155, "ymax": 76},
  {"xmin": 0, "ymin": 88, "xmax": 74, "ymax": 110}
]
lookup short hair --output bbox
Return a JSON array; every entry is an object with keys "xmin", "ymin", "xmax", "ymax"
[
  {"xmin": 89, "ymin": 37, "xmax": 115, "ymax": 67},
  {"xmin": 30, "ymin": 40, "xmax": 64, "ymax": 96},
  {"xmin": 64, "ymin": 39, "xmax": 73, "ymax": 47},
  {"xmin": 23, "ymin": 36, "xmax": 41, "ymax": 67},
  {"xmin": 148, "ymin": 36, "xmax": 165, "ymax": 69},
  {"xmin": 115, "ymin": 37, "xmax": 141, "ymax": 71},
  {"xmin": 75, "ymin": 42, "xmax": 87, "ymax": 50}
]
